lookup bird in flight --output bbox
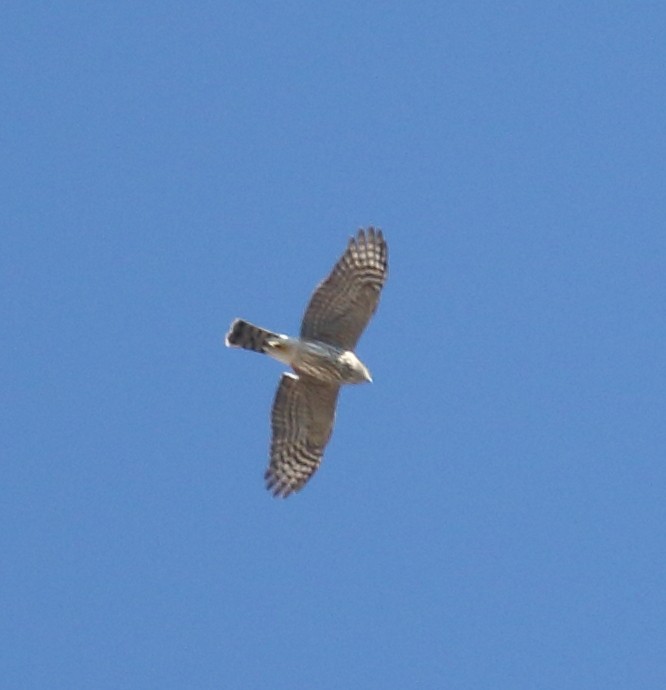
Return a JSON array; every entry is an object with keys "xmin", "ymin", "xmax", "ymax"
[{"xmin": 225, "ymin": 227, "xmax": 388, "ymax": 497}]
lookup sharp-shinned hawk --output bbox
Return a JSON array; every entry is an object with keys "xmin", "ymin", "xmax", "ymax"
[{"xmin": 225, "ymin": 227, "xmax": 388, "ymax": 497}]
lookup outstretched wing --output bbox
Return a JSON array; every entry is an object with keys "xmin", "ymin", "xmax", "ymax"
[
  {"xmin": 300, "ymin": 227, "xmax": 388, "ymax": 350},
  {"xmin": 267, "ymin": 373, "xmax": 340, "ymax": 498}
]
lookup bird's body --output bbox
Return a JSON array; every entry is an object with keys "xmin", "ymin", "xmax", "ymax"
[
  {"xmin": 226, "ymin": 319, "xmax": 372, "ymax": 385},
  {"xmin": 225, "ymin": 227, "xmax": 388, "ymax": 497}
]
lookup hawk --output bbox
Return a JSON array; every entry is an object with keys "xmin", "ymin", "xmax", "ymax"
[{"xmin": 225, "ymin": 227, "xmax": 388, "ymax": 497}]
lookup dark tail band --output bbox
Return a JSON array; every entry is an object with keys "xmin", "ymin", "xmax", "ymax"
[{"xmin": 225, "ymin": 319, "xmax": 278, "ymax": 354}]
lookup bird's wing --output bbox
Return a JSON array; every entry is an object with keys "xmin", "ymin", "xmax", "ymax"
[
  {"xmin": 300, "ymin": 227, "xmax": 388, "ymax": 350},
  {"xmin": 266, "ymin": 373, "xmax": 340, "ymax": 497}
]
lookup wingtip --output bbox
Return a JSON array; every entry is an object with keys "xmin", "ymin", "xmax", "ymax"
[
  {"xmin": 355, "ymin": 226, "xmax": 384, "ymax": 245},
  {"xmin": 265, "ymin": 473, "xmax": 296, "ymax": 499}
]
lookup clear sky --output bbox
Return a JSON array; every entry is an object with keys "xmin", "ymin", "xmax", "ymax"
[{"xmin": 2, "ymin": 2, "xmax": 665, "ymax": 688}]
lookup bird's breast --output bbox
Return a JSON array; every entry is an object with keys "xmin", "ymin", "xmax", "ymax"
[{"xmin": 292, "ymin": 340, "xmax": 349, "ymax": 384}]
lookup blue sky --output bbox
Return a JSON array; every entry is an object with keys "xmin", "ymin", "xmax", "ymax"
[{"xmin": 2, "ymin": 2, "xmax": 665, "ymax": 688}]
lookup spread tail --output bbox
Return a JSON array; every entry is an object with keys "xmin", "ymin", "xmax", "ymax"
[{"xmin": 225, "ymin": 319, "xmax": 278, "ymax": 354}]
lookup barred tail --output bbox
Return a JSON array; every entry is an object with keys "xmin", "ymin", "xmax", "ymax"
[{"xmin": 225, "ymin": 319, "xmax": 278, "ymax": 354}]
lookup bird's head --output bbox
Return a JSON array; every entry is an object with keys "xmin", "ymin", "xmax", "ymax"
[{"xmin": 340, "ymin": 351, "xmax": 373, "ymax": 384}]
